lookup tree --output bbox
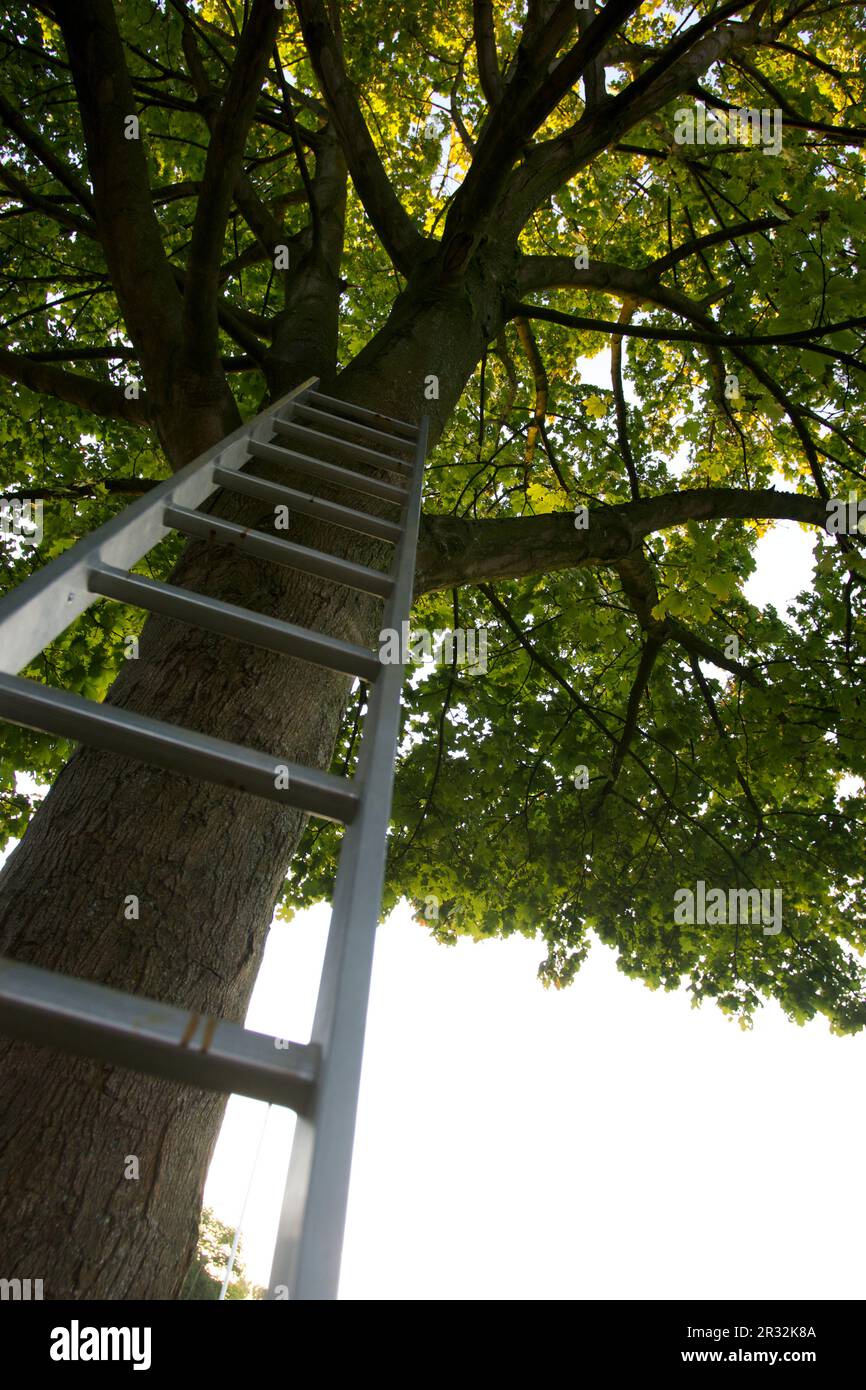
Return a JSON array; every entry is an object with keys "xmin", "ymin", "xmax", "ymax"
[
  {"xmin": 0, "ymin": 0, "xmax": 864, "ymax": 1298},
  {"xmin": 180, "ymin": 1207, "xmax": 264, "ymax": 1300}
]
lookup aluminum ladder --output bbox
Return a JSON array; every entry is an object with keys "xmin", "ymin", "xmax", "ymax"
[{"xmin": 0, "ymin": 375, "xmax": 429, "ymax": 1300}]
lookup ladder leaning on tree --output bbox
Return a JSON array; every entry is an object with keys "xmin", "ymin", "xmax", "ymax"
[{"xmin": 0, "ymin": 375, "xmax": 430, "ymax": 1300}]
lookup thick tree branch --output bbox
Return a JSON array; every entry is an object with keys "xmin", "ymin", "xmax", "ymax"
[
  {"xmin": 500, "ymin": 9, "xmax": 766, "ymax": 232},
  {"xmin": 151, "ymin": 181, "xmax": 202, "ymax": 206},
  {"xmin": 18, "ymin": 345, "xmax": 257, "ymax": 373},
  {"xmin": 55, "ymin": 0, "xmax": 184, "ymax": 370},
  {"xmin": 294, "ymin": 0, "xmax": 425, "ymax": 274},
  {"xmin": 415, "ymin": 487, "xmax": 839, "ymax": 594},
  {"xmin": 17, "ymin": 346, "xmax": 136, "ymax": 362},
  {"xmin": 517, "ymin": 253, "xmax": 657, "ymax": 299},
  {"xmin": 523, "ymin": 0, "xmax": 643, "ymax": 128},
  {"xmin": 0, "ymin": 348, "xmax": 150, "ymax": 426},
  {"xmin": 165, "ymin": 260, "xmax": 268, "ymax": 359},
  {"xmin": 472, "ymin": 0, "xmax": 503, "ymax": 106},
  {"xmin": 669, "ymin": 621, "xmax": 764, "ymax": 688},
  {"xmin": 175, "ymin": 6, "xmax": 289, "ymax": 263},
  {"xmin": 443, "ymin": 0, "xmax": 641, "ymax": 254},
  {"xmin": 181, "ymin": 0, "xmax": 284, "ymax": 368},
  {"xmin": 514, "ymin": 315, "xmax": 549, "ymax": 465}
]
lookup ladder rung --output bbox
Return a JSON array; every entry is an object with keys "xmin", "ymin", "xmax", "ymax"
[
  {"xmin": 213, "ymin": 465, "xmax": 402, "ymax": 544},
  {"xmin": 0, "ymin": 672, "xmax": 360, "ymax": 823},
  {"xmin": 87, "ymin": 563, "xmax": 382, "ymax": 682},
  {"xmin": 248, "ymin": 439, "xmax": 408, "ymax": 504},
  {"xmin": 0, "ymin": 957, "xmax": 318, "ymax": 1109},
  {"xmin": 293, "ymin": 403, "xmax": 416, "ymax": 457},
  {"xmin": 273, "ymin": 419, "xmax": 413, "ymax": 477},
  {"xmin": 307, "ymin": 389, "xmax": 419, "ymax": 439},
  {"xmin": 165, "ymin": 506, "xmax": 395, "ymax": 600}
]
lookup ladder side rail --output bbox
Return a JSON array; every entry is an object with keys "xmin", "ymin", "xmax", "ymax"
[
  {"xmin": 0, "ymin": 378, "xmax": 318, "ymax": 674},
  {"xmin": 268, "ymin": 415, "xmax": 430, "ymax": 1301}
]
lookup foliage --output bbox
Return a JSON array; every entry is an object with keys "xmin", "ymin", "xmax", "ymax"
[
  {"xmin": 2, "ymin": 1, "xmax": 865, "ymax": 1033},
  {"xmin": 180, "ymin": 1207, "xmax": 264, "ymax": 1301}
]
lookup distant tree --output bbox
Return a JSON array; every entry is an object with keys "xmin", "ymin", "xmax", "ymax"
[{"xmin": 180, "ymin": 1207, "xmax": 264, "ymax": 1301}]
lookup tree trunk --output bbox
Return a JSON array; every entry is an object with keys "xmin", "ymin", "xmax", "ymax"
[{"xmin": 0, "ymin": 272, "xmax": 500, "ymax": 1298}]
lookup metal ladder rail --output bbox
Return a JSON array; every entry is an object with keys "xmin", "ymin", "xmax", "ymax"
[
  {"xmin": 0, "ymin": 381, "xmax": 426, "ymax": 1129},
  {"xmin": 268, "ymin": 415, "xmax": 430, "ymax": 1301}
]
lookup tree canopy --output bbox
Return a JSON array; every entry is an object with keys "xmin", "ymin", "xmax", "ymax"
[{"xmin": 2, "ymin": 0, "xmax": 865, "ymax": 1037}]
